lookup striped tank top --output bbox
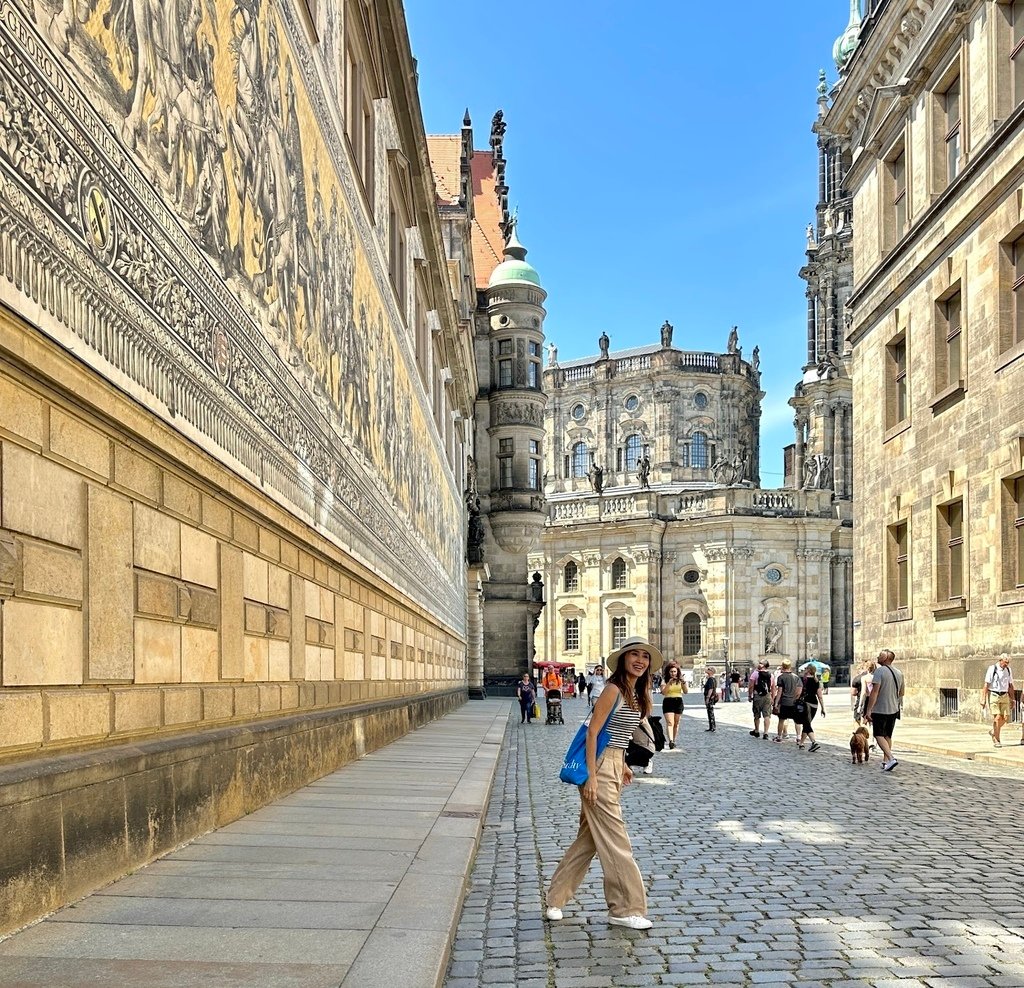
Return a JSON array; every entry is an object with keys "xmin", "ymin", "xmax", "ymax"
[{"xmin": 604, "ymin": 696, "xmax": 642, "ymax": 749}]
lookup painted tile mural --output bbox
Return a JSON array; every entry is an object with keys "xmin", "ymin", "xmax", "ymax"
[{"xmin": 0, "ymin": 0, "xmax": 464, "ymax": 631}]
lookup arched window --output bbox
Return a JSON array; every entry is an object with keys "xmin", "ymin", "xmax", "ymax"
[
  {"xmin": 611, "ymin": 557, "xmax": 627, "ymax": 589},
  {"xmin": 682, "ymin": 613, "xmax": 702, "ymax": 656},
  {"xmin": 625, "ymin": 434, "xmax": 642, "ymax": 472},
  {"xmin": 571, "ymin": 442, "xmax": 589, "ymax": 478},
  {"xmin": 691, "ymin": 432, "xmax": 708, "ymax": 469},
  {"xmin": 611, "ymin": 616, "xmax": 627, "ymax": 649},
  {"xmin": 564, "ymin": 618, "xmax": 580, "ymax": 651},
  {"xmin": 564, "ymin": 561, "xmax": 579, "ymax": 592}
]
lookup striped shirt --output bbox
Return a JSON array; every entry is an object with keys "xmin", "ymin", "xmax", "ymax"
[{"xmin": 605, "ymin": 698, "xmax": 642, "ymax": 749}]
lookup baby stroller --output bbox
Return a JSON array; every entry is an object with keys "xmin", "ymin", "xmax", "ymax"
[{"xmin": 545, "ymin": 688, "xmax": 564, "ymax": 725}]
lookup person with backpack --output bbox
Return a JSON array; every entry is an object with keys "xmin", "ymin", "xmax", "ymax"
[
  {"xmin": 748, "ymin": 659, "xmax": 774, "ymax": 739},
  {"xmin": 772, "ymin": 659, "xmax": 802, "ymax": 744},
  {"xmin": 796, "ymin": 666, "xmax": 825, "ymax": 752},
  {"xmin": 981, "ymin": 653, "xmax": 1015, "ymax": 747}
]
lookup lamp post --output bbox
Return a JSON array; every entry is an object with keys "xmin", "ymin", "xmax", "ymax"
[{"xmin": 721, "ymin": 635, "xmax": 730, "ymax": 702}]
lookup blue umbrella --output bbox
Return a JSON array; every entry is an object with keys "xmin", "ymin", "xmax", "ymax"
[{"xmin": 798, "ymin": 659, "xmax": 831, "ymax": 675}]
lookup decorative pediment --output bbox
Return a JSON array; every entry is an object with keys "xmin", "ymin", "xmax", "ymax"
[{"xmin": 856, "ymin": 83, "xmax": 910, "ymax": 153}]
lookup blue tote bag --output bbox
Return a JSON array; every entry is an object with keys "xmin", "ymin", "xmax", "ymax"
[{"xmin": 559, "ymin": 695, "xmax": 621, "ymax": 785}]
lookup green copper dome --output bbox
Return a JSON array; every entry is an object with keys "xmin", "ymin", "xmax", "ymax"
[
  {"xmin": 488, "ymin": 223, "xmax": 542, "ymax": 289},
  {"xmin": 833, "ymin": 0, "xmax": 862, "ymax": 71}
]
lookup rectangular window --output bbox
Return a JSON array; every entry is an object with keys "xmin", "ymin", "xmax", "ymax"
[
  {"xmin": 498, "ymin": 456, "xmax": 513, "ymax": 488},
  {"xmin": 937, "ymin": 498, "xmax": 965, "ymax": 604},
  {"xmin": 564, "ymin": 618, "xmax": 580, "ymax": 652},
  {"xmin": 343, "ymin": 16, "xmax": 375, "ymax": 205},
  {"xmin": 890, "ymin": 148, "xmax": 907, "ymax": 241},
  {"xmin": 529, "ymin": 458, "xmax": 540, "ymax": 490},
  {"xmin": 934, "ymin": 288, "xmax": 963, "ymax": 396},
  {"xmin": 529, "ymin": 439, "xmax": 540, "ymax": 455},
  {"xmin": 885, "ymin": 335, "xmax": 908, "ymax": 430},
  {"xmin": 528, "ymin": 341, "xmax": 540, "ymax": 357},
  {"xmin": 498, "ymin": 359, "xmax": 512, "ymax": 387},
  {"xmin": 943, "ymin": 75, "xmax": 961, "ymax": 185},
  {"xmin": 499, "ymin": 438, "xmax": 514, "ymax": 454},
  {"xmin": 498, "ymin": 339, "xmax": 513, "ymax": 354},
  {"xmin": 1002, "ymin": 476, "xmax": 1024, "ymax": 591},
  {"xmin": 1014, "ymin": 238, "xmax": 1024, "ymax": 351},
  {"xmin": 528, "ymin": 361, "xmax": 539, "ymax": 388},
  {"xmin": 887, "ymin": 520, "xmax": 910, "ymax": 611},
  {"xmin": 611, "ymin": 617, "xmax": 627, "ymax": 649},
  {"xmin": 388, "ymin": 175, "xmax": 408, "ymax": 309},
  {"xmin": 1013, "ymin": 1, "xmax": 1024, "ymax": 106}
]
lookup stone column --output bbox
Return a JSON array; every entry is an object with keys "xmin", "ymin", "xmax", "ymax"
[
  {"xmin": 466, "ymin": 565, "xmax": 486, "ymax": 698},
  {"xmin": 794, "ymin": 414, "xmax": 806, "ymax": 490},
  {"xmin": 832, "ymin": 403, "xmax": 846, "ymax": 499}
]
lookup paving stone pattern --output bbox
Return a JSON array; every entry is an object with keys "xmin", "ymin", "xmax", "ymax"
[{"xmin": 446, "ymin": 697, "xmax": 1024, "ymax": 988}]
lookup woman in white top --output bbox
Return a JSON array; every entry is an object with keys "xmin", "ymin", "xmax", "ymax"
[{"xmin": 545, "ymin": 637, "xmax": 657, "ymax": 930}]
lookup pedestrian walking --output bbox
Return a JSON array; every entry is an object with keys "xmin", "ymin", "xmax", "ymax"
[
  {"xmin": 660, "ymin": 662, "xmax": 686, "ymax": 749},
  {"xmin": 576, "ymin": 671, "xmax": 587, "ymax": 699},
  {"xmin": 981, "ymin": 654, "xmax": 1015, "ymax": 748},
  {"xmin": 517, "ymin": 673, "xmax": 536, "ymax": 725},
  {"xmin": 587, "ymin": 663, "xmax": 606, "ymax": 709},
  {"xmin": 703, "ymin": 666, "xmax": 718, "ymax": 732},
  {"xmin": 862, "ymin": 649, "xmax": 904, "ymax": 771},
  {"xmin": 730, "ymin": 669, "xmax": 742, "ymax": 701},
  {"xmin": 773, "ymin": 659, "xmax": 802, "ymax": 744},
  {"xmin": 797, "ymin": 666, "xmax": 825, "ymax": 752},
  {"xmin": 545, "ymin": 636, "xmax": 657, "ymax": 930},
  {"xmin": 748, "ymin": 659, "xmax": 774, "ymax": 739}
]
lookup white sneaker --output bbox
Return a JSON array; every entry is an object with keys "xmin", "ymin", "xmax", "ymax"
[
  {"xmin": 544, "ymin": 906, "xmax": 563, "ymax": 921},
  {"xmin": 882, "ymin": 758, "xmax": 899, "ymax": 772},
  {"xmin": 608, "ymin": 914, "xmax": 653, "ymax": 930},
  {"xmin": 643, "ymin": 763, "xmax": 654, "ymax": 775}
]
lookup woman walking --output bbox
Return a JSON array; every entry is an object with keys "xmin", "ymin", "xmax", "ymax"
[
  {"xmin": 660, "ymin": 662, "xmax": 686, "ymax": 749},
  {"xmin": 797, "ymin": 666, "xmax": 825, "ymax": 751},
  {"xmin": 517, "ymin": 672, "xmax": 536, "ymax": 725},
  {"xmin": 703, "ymin": 666, "xmax": 718, "ymax": 732},
  {"xmin": 545, "ymin": 636, "xmax": 657, "ymax": 930}
]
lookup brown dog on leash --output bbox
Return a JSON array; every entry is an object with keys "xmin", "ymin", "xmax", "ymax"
[{"xmin": 850, "ymin": 726, "xmax": 870, "ymax": 764}]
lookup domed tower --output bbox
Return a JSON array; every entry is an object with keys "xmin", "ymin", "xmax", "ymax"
[{"xmin": 477, "ymin": 220, "xmax": 548, "ymax": 685}]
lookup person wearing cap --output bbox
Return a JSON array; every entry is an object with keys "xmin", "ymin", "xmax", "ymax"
[{"xmin": 545, "ymin": 635, "xmax": 657, "ymax": 931}]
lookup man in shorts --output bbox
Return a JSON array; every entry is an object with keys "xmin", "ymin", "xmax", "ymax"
[
  {"xmin": 748, "ymin": 660, "xmax": 774, "ymax": 739},
  {"xmin": 772, "ymin": 659, "xmax": 802, "ymax": 744},
  {"xmin": 863, "ymin": 649, "xmax": 904, "ymax": 772},
  {"xmin": 981, "ymin": 654, "xmax": 1014, "ymax": 748}
]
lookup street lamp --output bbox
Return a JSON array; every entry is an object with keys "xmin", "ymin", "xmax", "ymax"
[{"xmin": 721, "ymin": 635, "xmax": 730, "ymax": 702}]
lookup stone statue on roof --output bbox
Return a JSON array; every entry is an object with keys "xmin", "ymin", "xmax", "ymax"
[
  {"xmin": 598, "ymin": 332, "xmax": 610, "ymax": 358},
  {"xmin": 727, "ymin": 326, "xmax": 739, "ymax": 354},
  {"xmin": 660, "ymin": 321, "xmax": 673, "ymax": 348},
  {"xmin": 752, "ymin": 346, "xmax": 760, "ymax": 372},
  {"xmin": 588, "ymin": 454, "xmax": 604, "ymax": 494},
  {"xmin": 546, "ymin": 342, "xmax": 558, "ymax": 366}
]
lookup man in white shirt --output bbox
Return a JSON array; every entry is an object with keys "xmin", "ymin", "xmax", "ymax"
[{"xmin": 982, "ymin": 654, "xmax": 1015, "ymax": 748}]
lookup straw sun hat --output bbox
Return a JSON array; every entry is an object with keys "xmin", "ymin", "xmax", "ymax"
[{"xmin": 605, "ymin": 636, "xmax": 664, "ymax": 674}]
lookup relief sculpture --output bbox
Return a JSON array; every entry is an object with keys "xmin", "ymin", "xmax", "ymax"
[{"xmin": 3, "ymin": 0, "xmax": 462, "ymax": 620}]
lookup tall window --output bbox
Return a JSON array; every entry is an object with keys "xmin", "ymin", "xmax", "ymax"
[
  {"xmin": 1013, "ymin": 238, "xmax": 1024, "ymax": 351},
  {"xmin": 611, "ymin": 557, "xmax": 627, "ymax": 590},
  {"xmin": 943, "ymin": 75, "xmax": 962, "ymax": 186},
  {"xmin": 343, "ymin": 6, "xmax": 375, "ymax": 203},
  {"xmin": 886, "ymin": 336, "xmax": 908, "ymax": 429},
  {"xmin": 498, "ymin": 437, "xmax": 513, "ymax": 489},
  {"xmin": 625, "ymin": 434, "xmax": 642, "ymax": 472},
  {"xmin": 387, "ymin": 173, "xmax": 408, "ymax": 308},
  {"xmin": 497, "ymin": 339, "xmax": 513, "ymax": 388},
  {"xmin": 889, "ymin": 147, "xmax": 907, "ymax": 241},
  {"xmin": 1006, "ymin": 477, "xmax": 1024, "ymax": 589},
  {"xmin": 682, "ymin": 613, "xmax": 702, "ymax": 656},
  {"xmin": 564, "ymin": 561, "xmax": 579, "ymax": 592},
  {"xmin": 564, "ymin": 618, "xmax": 579, "ymax": 651},
  {"xmin": 571, "ymin": 442, "xmax": 589, "ymax": 478},
  {"xmin": 938, "ymin": 499, "xmax": 965, "ymax": 601},
  {"xmin": 611, "ymin": 616, "xmax": 627, "ymax": 649},
  {"xmin": 887, "ymin": 520, "xmax": 910, "ymax": 611},
  {"xmin": 690, "ymin": 432, "xmax": 708, "ymax": 469},
  {"xmin": 1013, "ymin": 1, "xmax": 1024, "ymax": 106},
  {"xmin": 936, "ymin": 290, "xmax": 962, "ymax": 393},
  {"xmin": 528, "ymin": 341, "xmax": 541, "ymax": 388},
  {"xmin": 528, "ymin": 439, "xmax": 540, "ymax": 490}
]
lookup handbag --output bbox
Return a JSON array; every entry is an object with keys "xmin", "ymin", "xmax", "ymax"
[
  {"xmin": 559, "ymin": 695, "xmax": 621, "ymax": 784},
  {"xmin": 533, "ymin": 701, "xmax": 541, "ymax": 720},
  {"xmin": 626, "ymin": 718, "xmax": 656, "ymax": 768}
]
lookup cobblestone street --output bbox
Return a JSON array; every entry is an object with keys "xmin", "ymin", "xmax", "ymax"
[{"xmin": 446, "ymin": 696, "xmax": 1024, "ymax": 988}]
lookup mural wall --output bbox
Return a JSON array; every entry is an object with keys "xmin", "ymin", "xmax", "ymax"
[{"xmin": 0, "ymin": 0, "xmax": 463, "ymax": 630}]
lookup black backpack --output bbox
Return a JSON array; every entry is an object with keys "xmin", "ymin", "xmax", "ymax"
[
  {"xmin": 647, "ymin": 715, "xmax": 666, "ymax": 751},
  {"xmin": 753, "ymin": 670, "xmax": 772, "ymax": 696}
]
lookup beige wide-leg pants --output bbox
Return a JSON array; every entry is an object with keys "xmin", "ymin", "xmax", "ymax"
[{"xmin": 546, "ymin": 747, "xmax": 647, "ymax": 917}]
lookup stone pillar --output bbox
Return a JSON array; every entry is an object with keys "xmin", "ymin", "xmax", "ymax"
[
  {"xmin": 832, "ymin": 403, "xmax": 846, "ymax": 499},
  {"xmin": 806, "ymin": 294, "xmax": 817, "ymax": 365},
  {"xmin": 794, "ymin": 415, "xmax": 806, "ymax": 490},
  {"xmin": 466, "ymin": 565, "xmax": 487, "ymax": 698}
]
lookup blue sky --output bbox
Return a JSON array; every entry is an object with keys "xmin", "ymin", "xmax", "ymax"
[{"xmin": 406, "ymin": 2, "xmax": 852, "ymax": 486}]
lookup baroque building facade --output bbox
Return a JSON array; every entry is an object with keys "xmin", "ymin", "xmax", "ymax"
[
  {"xmin": 533, "ymin": 327, "xmax": 852, "ymax": 680},
  {"xmin": 821, "ymin": 0, "xmax": 1024, "ymax": 721},
  {"xmin": 0, "ymin": 0, "xmax": 479, "ymax": 932},
  {"xmin": 428, "ymin": 112, "xmax": 548, "ymax": 694}
]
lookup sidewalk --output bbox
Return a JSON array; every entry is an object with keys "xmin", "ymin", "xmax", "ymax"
[
  {"xmin": 0, "ymin": 699, "xmax": 511, "ymax": 988},
  {"xmin": 705, "ymin": 692, "xmax": 1024, "ymax": 766}
]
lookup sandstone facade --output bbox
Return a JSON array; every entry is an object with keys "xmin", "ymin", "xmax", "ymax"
[{"xmin": 824, "ymin": 0, "xmax": 1024, "ymax": 719}]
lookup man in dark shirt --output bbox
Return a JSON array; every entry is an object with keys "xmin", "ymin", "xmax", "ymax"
[{"xmin": 772, "ymin": 659, "xmax": 802, "ymax": 744}]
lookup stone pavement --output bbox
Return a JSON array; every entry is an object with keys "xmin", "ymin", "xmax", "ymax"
[
  {"xmin": 0, "ymin": 700, "xmax": 509, "ymax": 988},
  {"xmin": 446, "ymin": 693, "xmax": 1024, "ymax": 988}
]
